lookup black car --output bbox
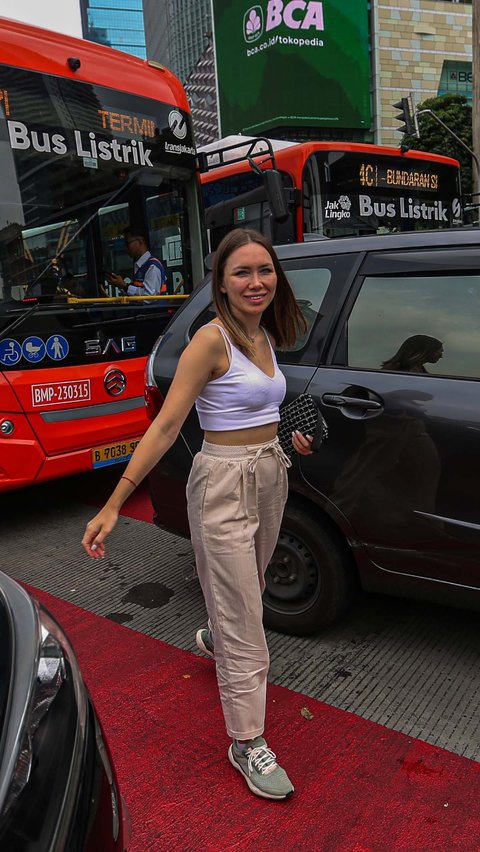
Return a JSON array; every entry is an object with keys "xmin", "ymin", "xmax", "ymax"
[
  {"xmin": 146, "ymin": 228, "xmax": 480, "ymax": 636},
  {"xmin": 0, "ymin": 571, "xmax": 130, "ymax": 850}
]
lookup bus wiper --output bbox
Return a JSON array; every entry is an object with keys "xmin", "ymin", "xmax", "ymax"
[{"xmin": 0, "ymin": 301, "xmax": 40, "ymax": 342}]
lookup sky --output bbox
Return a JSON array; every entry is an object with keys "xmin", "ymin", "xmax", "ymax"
[{"xmin": 0, "ymin": 1, "xmax": 82, "ymax": 36}]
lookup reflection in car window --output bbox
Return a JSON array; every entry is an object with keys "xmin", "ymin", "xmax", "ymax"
[
  {"xmin": 283, "ymin": 267, "xmax": 330, "ymax": 351},
  {"xmin": 347, "ymin": 274, "xmax": 480, "ymax": 378}
]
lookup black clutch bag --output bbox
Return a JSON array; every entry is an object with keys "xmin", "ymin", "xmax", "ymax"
[{"xmin": 277, "ymin": 393, "xmax": 328, "ymax": 459}]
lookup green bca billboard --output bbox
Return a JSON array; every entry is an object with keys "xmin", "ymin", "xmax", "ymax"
[{"xmin": 212, "ymin": 0, "xmax": 371, "ymax": 135}]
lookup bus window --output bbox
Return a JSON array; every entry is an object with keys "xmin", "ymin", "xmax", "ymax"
[
  {"xmin": 146, "ymin": 181, "xmax": 193, "ymax": 294},
  {"xmin": 302, "ymin": 154, "xmax": 324, "ymax": 239},
  {"xmin": 96, "ymin": 179, "xmax": 194, "ymax": 296},
  {"xmin": 201, "ymin": 171, "xmax": 296, "ymax": 249},
  {"xmin": 98, "ymin": 203, "xmax": 130, "ymax": 296}
]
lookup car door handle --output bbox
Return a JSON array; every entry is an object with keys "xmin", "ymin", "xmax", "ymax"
[{"xmin": 322, "ymin": 393, "xmax": 382, "ymax": 410}]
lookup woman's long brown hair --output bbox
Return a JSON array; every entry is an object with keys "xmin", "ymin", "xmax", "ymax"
[{"xmin": 211, "ymin": 228, "xmax": 306, "ymax": 356}]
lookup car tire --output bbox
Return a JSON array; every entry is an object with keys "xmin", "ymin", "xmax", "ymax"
[{"xmin": 263, "ymin": 499, "xmax": 357, "ymax": 636}]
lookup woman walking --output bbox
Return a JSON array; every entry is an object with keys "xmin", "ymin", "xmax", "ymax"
[{"xmin": 82, "ymin": 228, "xmax": 312, "ymax": 799}]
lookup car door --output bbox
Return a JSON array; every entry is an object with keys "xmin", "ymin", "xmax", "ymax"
[{"xmin": 297, "ymin": 245, "xmax": 480, "ymax": 587}]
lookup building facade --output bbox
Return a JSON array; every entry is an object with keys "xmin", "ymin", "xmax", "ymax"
[
  {"xmin": 79, "ymin": 0, "xmax": 146, "ymax": 59},
  {"xmin": 146, "ymin": 0, "xmax": 472, "ymax": 147},
  {"xmin": 142, "ymin": 0, "xmax": 171, "ymax": 70},
  {"xmin": 375, "ymin": 0, "xmax": 472, "ymax": 146},
  {"xmin": 143, "ymin": 0, "xmax": 211, "ymax": 82},
  {"xmin": 185, "ymin": 36, "xmax": 218, "ymax": 146}
]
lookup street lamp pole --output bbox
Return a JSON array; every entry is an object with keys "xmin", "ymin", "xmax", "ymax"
[{"xmin": 473, "ymin": 0, "xmax": 480, "ymax": 196}]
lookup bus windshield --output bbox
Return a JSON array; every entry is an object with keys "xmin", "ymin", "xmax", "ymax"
[
  {"xmin": 0, "ymin": 65, "xmax": 199, "ymax": 309},
  {"xmin": 303, "ymin": 150, "xmax": 462, "ymax": 238}
]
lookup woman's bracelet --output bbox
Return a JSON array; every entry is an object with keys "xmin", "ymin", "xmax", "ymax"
[{"xmin": 120, "ymin": 475, "xmax": 137, "ymax": 488}]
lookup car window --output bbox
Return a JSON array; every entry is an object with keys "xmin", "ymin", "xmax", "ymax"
[
  {"xmin": 189, "ymin": 267, "xmax": 330, "ymax": 353},
  {"xmin": 346, "ymin": 273, "xmax": 480, "ymax": 378},
  {"xmin": 283, "ymin": 267, "xmax": 331, "ymax": 351}
]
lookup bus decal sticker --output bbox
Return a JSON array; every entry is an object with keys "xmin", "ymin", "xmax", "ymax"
[
  {"xmin": 22, "ymin": 336, "xmax": 46, "ymax": 363},
  {"xmin": 8, "ymin": 121, "xmax": 154, "ymax": 169},
  {"xmin": 31, "ymin": 380, "xmax": 92, "ymax": 408},
  {"xmin": 0, "ymin": 339, "xmax": 22, "ymax": 366},
  {"xmin": 46, "ymin": 335, "xmax": 69, "ymax": 361}
]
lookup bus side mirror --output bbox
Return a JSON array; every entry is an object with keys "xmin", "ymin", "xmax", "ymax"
[{"xmin": 262, "ymin": 170, "xmax": 289, "ymax": 222}]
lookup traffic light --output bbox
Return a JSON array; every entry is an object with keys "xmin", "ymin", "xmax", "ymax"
[{"xmin": 393, "ymin": 97, "xmax": 415, "ymax": 135}]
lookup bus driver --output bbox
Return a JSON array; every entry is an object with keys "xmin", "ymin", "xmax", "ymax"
[{"xmin": 107, "ymin": 226, "xmax": 168, "ymax": 296}]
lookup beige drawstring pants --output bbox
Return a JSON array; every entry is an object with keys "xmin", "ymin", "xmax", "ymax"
[{"xmin": 186, "ymin": 438, "xmax": 290, "ymax": 740}]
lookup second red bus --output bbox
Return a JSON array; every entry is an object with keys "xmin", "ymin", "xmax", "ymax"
[{"xmin": 199, "ymin": 136, "xmax": 462, "ymax": 249}]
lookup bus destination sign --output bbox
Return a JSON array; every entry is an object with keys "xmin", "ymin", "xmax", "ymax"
[
  {"xmin": 0, "ymin": 72, "xmax": 196, "ymax": 173},
  {"xmin": 359, "ymin": 162, "xmax": 440, "ymax": 192}
]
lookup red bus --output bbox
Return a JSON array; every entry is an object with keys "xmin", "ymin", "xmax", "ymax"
[
  {"xmin": 0, "ymin": 17, "xmax": 205, "ymax": 491},
  {"xmin": 199, "ymin": 136, "xmax": 462, "ymax": 249}
]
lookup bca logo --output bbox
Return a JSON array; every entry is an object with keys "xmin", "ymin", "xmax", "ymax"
[
  {"xmin": 244, "ymin": 1, "xmax": 325, "ymax": 41},
  {"xmin": 168, "ymin": 109, "xmax": 187, "ymax": 140},
  {"xmin": 244, "ymin": 6, "xmax": 264, "ymax": 42}
]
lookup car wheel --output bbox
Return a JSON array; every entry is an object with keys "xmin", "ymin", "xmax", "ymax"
[{"xmin": 263, "ymin": 500, "xmax": 357, "ymax": 636}]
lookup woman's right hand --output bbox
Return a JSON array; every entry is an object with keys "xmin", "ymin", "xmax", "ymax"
[{"xmin": 82, "ymin": 505, "xmax": 119, "ymax": 559}]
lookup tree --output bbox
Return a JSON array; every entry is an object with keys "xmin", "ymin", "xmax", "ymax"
[{"xmin": 402, "ymin": 94, "xmax": 473, "ymax": 196}]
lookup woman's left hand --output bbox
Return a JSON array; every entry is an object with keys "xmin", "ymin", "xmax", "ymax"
[{"xmin": 292, "ymin": 430, "xmax": 314, "ymax": 455}]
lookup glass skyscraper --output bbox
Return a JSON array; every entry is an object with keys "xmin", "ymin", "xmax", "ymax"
[
  {"xmin": 143, "ymin": 0, "xmax": 211, "ymax": 82},
  {"xmin": 142, "ymin": 0, "xmax": 218, "ymax": 143},
  {"xmin": 80, "ymin": 0, "xmax": 146, "ymax": 59}
]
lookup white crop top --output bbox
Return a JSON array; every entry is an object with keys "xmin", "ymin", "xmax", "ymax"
[{"xmin": 195, "ymin": 324, "xmax": 286, "ymax": 431}]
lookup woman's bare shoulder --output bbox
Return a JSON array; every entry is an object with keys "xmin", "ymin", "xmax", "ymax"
[
  {"xmin": 192, "ymin": 321, "xmax": 226, "ymax": 345},
  {"xmin": 185, "ymin": 321, "xmax": 228, "ymax": 359}
]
